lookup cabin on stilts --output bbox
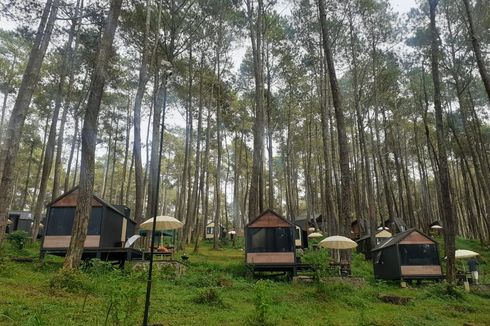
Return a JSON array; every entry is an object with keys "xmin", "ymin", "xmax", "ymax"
[
  {"xmin": 40, "ymin": 188, "xmax": 138, "ymax": 264},
  {"xmin": 371, "ymin": 229, "xmax": 443, "ymax": 281},
  {"xmin": 245, "ymin": 209, "xmax": 310, "ymax": 276}
]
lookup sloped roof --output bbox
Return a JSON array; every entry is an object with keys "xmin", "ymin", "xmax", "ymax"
[
  {"xmin": 246, "ymin": 209, "xmax": 294, "ymax": 228},
  {"xmin": 47, "ymin": 187, "xmax": 128, "ymax": 218},
  {"xmin": 371, "ymin": 228, "xmax": 437, "ymax": 252}
]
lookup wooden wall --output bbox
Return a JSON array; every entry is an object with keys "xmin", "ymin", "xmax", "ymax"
[
  {"xmin": 401, "ymin": 265, "xmax": 442, "ymax": 276},
  {"xmin": 43, "ymin": 235, "xmax": 100, "ymax": 248},
  {"xmin": 246, "ymin": 252, "xmax": 295, "ymax": 264}
]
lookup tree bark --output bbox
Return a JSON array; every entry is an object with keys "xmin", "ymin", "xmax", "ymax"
[
  {"xmin": 0, "ymin": 0, "xmax": 59, "ymax": 245},
  {"xmin": 462, "ymin": 0, "xmax": 490, "ymax": 103},
  {"xmin": 63, "ymin": 0, "xmax": 122, "ymax": 269},
  {"xmin": 429, "ymin": 0, "xmax": 456, "ymax": 283},
  {"xmin": 247, "ymin": 0, "xmax": 265, "ymax": 221},
  {"xmin": 318, "ymin": 0, "xmax": 352, "ymax": 245}
]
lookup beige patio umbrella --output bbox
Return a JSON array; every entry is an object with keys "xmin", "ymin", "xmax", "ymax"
[
  {"xmin": 455, "ymin": 249, "xmax": 479, "ymax": 259},
  {"xmin": 140, "ymin": 216, "xmax": 184, "ymax": 231},
  {"xmin": 319, "ymin": 235, "xmax": 357, "ymax": 249},
  {"xmin": 308, "ymin": 232, "xmax": 323, "ymax": 239}
]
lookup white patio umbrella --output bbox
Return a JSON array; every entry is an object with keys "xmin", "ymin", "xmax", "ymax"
[
  {"xmin": 140, "ymin": 215, "xmax": 184, "ymax": 231},
  {"xmin": 455, "ymin": 249, "xmax": 479, "ymax": 259},
  {"xmin": 308, "ymin": 232, "xmax": 323, "ymax": 238},
  {"xmin": 431, "ymin": 225, "xmax": 443, "ymax": 229},
  {"xmin": 308, "ymin": 227, "xmax": 316, "ymax": 232},
  {"xmin": 228, "ymin": 230, "xmax": 236, "ymax": 235},
  {"xmin": 377, "ymin": 226, "xmax": 389, "ymax": 231},
  {"xmin": 319, "ymin": 235, "xmax": 357, "ymax": 249},
  {"xmin": 125, "ymin": 234, "xmax": 142, "ymax": 248},
  {"xmin": 7, "ymin": 219, "xmax": 12, "ymax": 225}
]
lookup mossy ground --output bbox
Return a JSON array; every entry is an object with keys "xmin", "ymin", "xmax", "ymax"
[{"xmin": 0, "ymin": 236, "xmax": 489, "ymax": 325}]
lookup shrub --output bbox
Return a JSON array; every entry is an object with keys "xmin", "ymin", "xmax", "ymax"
[
  {"xmin": 6, "ymin": 231, "xmax": 29, "ymax": 250},
  {"xmin": 104, "ymin": 283, "xmax": 142, "ymax": 325},
  {"xmin": 193, "ymin": 288, "xmax": 223, "ymax": 305},
  {"xmin": 49, "ymin": 269, "xmax": 90, "ymax": 293},
  {"xmin": 248, "ymin": 280, "xmax": 272, "ymax": 326},
  {"xmin": 81, "ymin": 259, "xmax": 116, "ymax": 276}
]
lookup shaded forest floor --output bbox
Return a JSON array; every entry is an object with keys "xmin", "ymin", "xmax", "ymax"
[{"xmin": 0, "ymin": 237, "xmax": 489, "ymax": 325}]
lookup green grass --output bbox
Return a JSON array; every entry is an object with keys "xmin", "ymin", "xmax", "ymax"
[{"xmin": 0, "ymin": 237, "xmax": 489, "ymax": 325}]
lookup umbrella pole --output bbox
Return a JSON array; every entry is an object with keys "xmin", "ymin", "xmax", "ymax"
[{"xmin": 143, "ymin": 88, "xmax": 167, "ymax": 326}]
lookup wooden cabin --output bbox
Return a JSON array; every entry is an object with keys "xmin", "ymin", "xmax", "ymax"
[
  {"xmin": 371, "ymin": 229, "xmax": 443, "ymax": 281},
  {"xmin": 6, "ymin": 211, "xmax": 33, "ymax": 234},
  {"xmin": 294, "ymin": 214, "xmax": 325, "ymax": 231},
  {"xmin": 294, "ymin": 224, "xmax": 308, "ymax": 249},
  {"xmin": 245, "ymin": 209, "xmax": 297, "ymax": 271},
  {"xmin": 351, "ymin": 218, "xmax": 370, "ymax": 240},
  {"xmin": 383, "ymin": 217, "xmax": 408, "ymax": 234},
  {"xmin": 356, "ymin": 229, "xmax": 392, "ymax": 259},
  {"xmin": 40, "ymin": 188, "xmax": 136, "ymax": 262},
  {"xmin": 205, "ymin": 222, "xmax": 226, "ymax": 240}
]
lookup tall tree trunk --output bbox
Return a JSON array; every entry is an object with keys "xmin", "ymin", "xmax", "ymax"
[
  {"xmin": 53, "ymin": 0, "xmax": 81, "ymax": 199},
  {"xmin": 65, "ymin": 120, "xmax": 78, "ymax": 191},
  {"xmin": 63, "ymin": 0, "xmax": 122, "ymax": 269},
  {"xmin": 21, "ymin": 141, "xmax": 35, "ymax": 210},
  {"xmin": 247, "ymin": 0, "xmax": 265, "ymax": 221},
  {"xmin": 119, "ymin": 96, "xmax": 132, "ymax": 204},
  {"xmin": 429, "ymin": 0, "xmax": 456, "ymax": 283},
  {"xmin": 462, "ymin": 0, "xmax": 490, "ymax": 103},
  {"xmin": 318, "ymin": 0, "xmax": 352, "ymax": 247},
  {"xmin": 132, "ymin": 0, "xmax": 152, "ymax": 226},
  {"xmin": 0, "ymin": 0, "xmax": 59, "ymax": 244}
]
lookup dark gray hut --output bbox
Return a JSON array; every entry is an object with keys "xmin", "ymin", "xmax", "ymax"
[
  {"xmin": 371, "ymin": 229, "xmax": 443, "ymax": 280},
  {"xmin": 245, "ymin": 209, "xmax": 296, "ymax": 271},
  {"xmin": 6, "ymin": 211, "xmax": 33, "ymax": 234},
  {"xmin": 40, "ymin": 188, "xmax": 136, "ymax": 262}
]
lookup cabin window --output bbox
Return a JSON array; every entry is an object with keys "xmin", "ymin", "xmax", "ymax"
[
  {"xmin": 374, "ymin": 251, "xmax": 383, "ymax": 264},
  {"xmin": 399, "ymin": 244, "xmax": 439, "ymax": 265},
  {"xmin": 46, "ymin": 207, "xmax": 102, "ymax": 235},
  {"xmin": 295, "ymin": 228, "xmax": 300, "ymax": 240},
  {"xmin": 207, "ymin": 227, "xmax": 214, "ymax": 234},
  {"xmin": 247, "ymin": 227, "xmax": 294, "ymax": 253}
]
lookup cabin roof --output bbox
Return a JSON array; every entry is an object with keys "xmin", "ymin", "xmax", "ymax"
[
  {"xmin": 357, "ymin": 229, "xmax": 393, "ymax": 242},
  {"xmin": 246, "ymin": 209, "xmax": 294, "ymax": 228},
  {"xmin": 371, "ymin": 228, "xmax": 437, "ymax": 252},
  {"xmin": 46, "ymin": 187, "xmax": 130, "ymax": 219}
]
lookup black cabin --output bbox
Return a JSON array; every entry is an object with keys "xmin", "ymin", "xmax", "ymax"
[
  {"xmin": 294, "ymin": 214, "xmax": 325, "ymax": 231},
  {"xmin": 356, "ymin": 229, "xmax": 392, "ymax": 259},
  {"xmin": 41, "ymin": 188, "xmax": 136, "ymax": 261},
  {"xmin": 6, "ymin": 211, "xmax": 33, "ymax": 234},
  {"xmin": 245, "ymin": 209, "xmax": 296, "ymax": 270},
  {"xmin": 371, "ymin": 229, "xmax": 443, "ymax": 281}
]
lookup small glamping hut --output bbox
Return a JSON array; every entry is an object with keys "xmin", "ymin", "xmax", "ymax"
[
  {"xmin": 205, "ymin": 222, "xmax": 226, "ymax": 240},
  {"xmin": 41, "ymin": 188, "xmax": 136, "ymax": 262},
  {"xmin": 371, "ymin": 229, "xmax": 443, "ymax": 280},
  {"xmin": 294, "ymin": 224, "xmax": 308, "ymax": 249},
  {"xmin": 356, "ymin": 229, "xmax": 392, "ymax": 259},
  {"xmin": 245, "ymin": 209, "xmax": 296, "ymax": 271},
  {"xmin": 6, "ymin": 211, "xmax": 33, "ymax": 234}
]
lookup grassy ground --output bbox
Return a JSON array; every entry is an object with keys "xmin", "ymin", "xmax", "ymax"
[{"xmin": 0, "ymin": 237, "xmax": 489, "ymax": 326}]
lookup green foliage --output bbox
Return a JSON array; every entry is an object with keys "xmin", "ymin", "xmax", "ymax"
[
  {"xmin": 81, "ymin": 259, "xmax": 116, "ymax": 276},
  {"xmin": 6, "ymin": 230, "xmax": 29, "ymax": 250},
  {"xmin": 193, "ymin": 288, "xmax": 223, "ymax": 305},
  {"xmin": 248, "ymin": 280, "xmax": 272, "ymax": 326},
  {"xmin": 49, "ymin": 269, "xmax": 91, "ymax": 294},
  {"xmin": 1, "ymin": 239, "xmax": 489, "ymax": 325}
]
